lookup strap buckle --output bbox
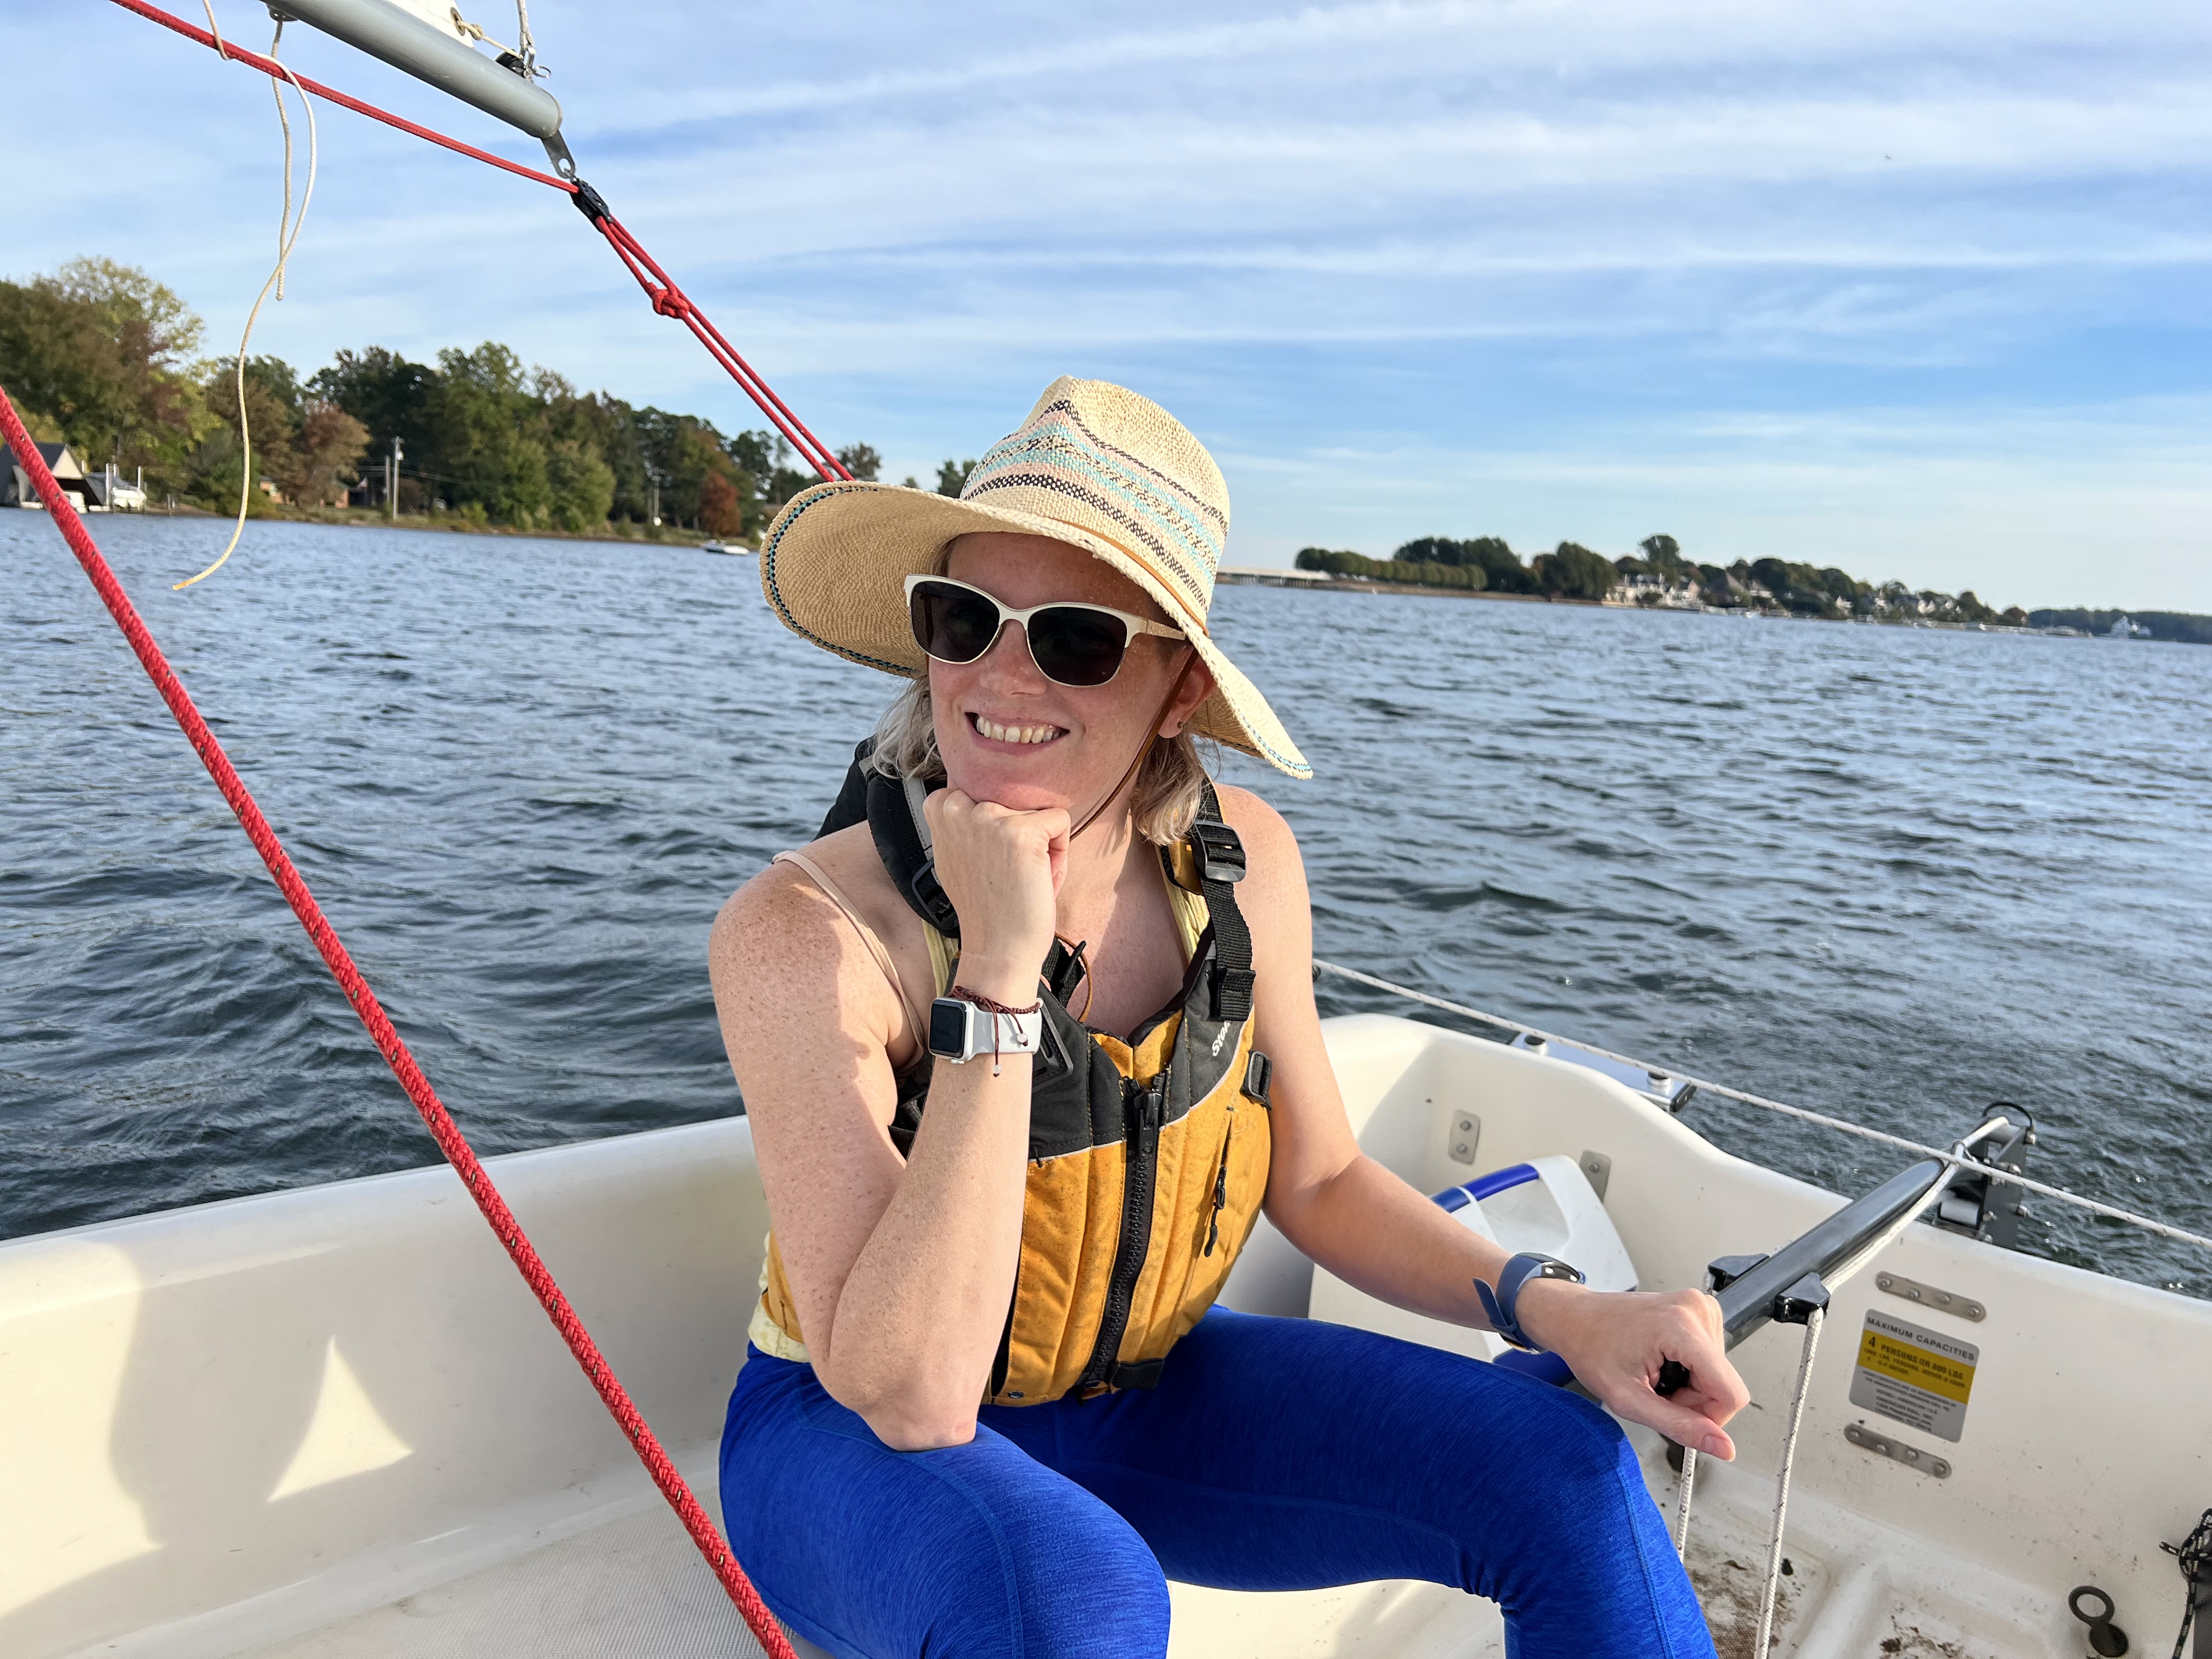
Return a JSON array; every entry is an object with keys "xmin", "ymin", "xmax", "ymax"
[
  {"xmin": 1209, "ymin": 964, "xmax": 1255, "ymax": 1023},
  {"xmin": 1189, "ymin": 819, "xmax": 1246, "ymax": 884}
]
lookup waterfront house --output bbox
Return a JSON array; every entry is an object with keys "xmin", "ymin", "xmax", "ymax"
[
  {"xmin": 0, "ymin": 441, "xmax": 89, "ymax": 512},
  {"xmin": 82, "ymin": 462, "xmax": 149, "ymax": 512}
]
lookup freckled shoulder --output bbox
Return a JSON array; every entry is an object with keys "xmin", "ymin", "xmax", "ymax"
[
  {"xmin": 708, "ymin": 823, "xmax": 933, "ymax": 1074},
  {"xmin": 1212, "ymin": 783, "xmax": 1298, "ymax": 862},
  {"xmin": 710, "ymin": 827, "xmax": 913, "ymax": 995},
  {"xmin": 1209, "ymin": 783, "xmax": 1312, "ymax": 928}
]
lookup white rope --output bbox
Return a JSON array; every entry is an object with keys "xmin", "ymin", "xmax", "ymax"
[
  {"xmin": 1313, "ymin": 960, "xmax": 2212, "ymax": 1255},
  {"xmin": 178, "ymin": 13, "xmax": 318, "ymax": 591},
  {"xmin": 1672, "ymin": 1443, "xmax": 1697, "ymax": 1559},
  {"xmin": 449, "ymin": 8, "xmax": 520, "ymax": 59},
  {"xmin": 447, "ymin": 3, "xmax": 543, "ymax": 73},
  {"xmin": 1753, "ymin": 1306, "xmax": 1825, "ymax": 1654}
]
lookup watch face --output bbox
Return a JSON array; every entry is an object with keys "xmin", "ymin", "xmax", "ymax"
[{"xmin": 928, "ymin": 998, "xmax": 969, "ymax": 1059}]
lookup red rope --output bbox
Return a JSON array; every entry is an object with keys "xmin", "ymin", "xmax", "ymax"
[
  {"xmin": 103, "ymin": 0, "xmax": 851, "ymax": 483},
  {"xmin": 0, "ymin": 387, "xmax": 798, "ymax": 1659}
]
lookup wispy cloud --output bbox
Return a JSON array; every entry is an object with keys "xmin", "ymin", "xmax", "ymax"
[{"xmin": 12, "ymin": 0, "xmax": 2212, "ymax": 606}]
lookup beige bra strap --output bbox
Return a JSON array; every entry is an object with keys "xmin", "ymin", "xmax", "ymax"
[{"xmin": 772, "ymin": 851, "xmax": 928, "ymax": 1053}]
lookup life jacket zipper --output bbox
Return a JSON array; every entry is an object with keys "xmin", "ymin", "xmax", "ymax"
[
  {"xmin": 1079, "ymin": 1070, "xmax": 1165, "ymax": 1391},
  {"xmin": 1203, "ymin": 1119, "xmax": 1233, "ymax": 1257}
]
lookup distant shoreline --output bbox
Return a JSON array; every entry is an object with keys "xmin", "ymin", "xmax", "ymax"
[
  {"xmin": 1211, "ymin": 566, "xmax": 2126, "ymax": 639},
  {"xmin": 110, "ymin": 504, "xmax": 745, "ymax": 553}
]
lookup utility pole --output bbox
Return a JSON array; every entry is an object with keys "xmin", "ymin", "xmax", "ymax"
[
  {"xmin": 388, "ymin": 436, "xmax": 404, "ymax": 523},
  {"xmin": 647, "ymin": 464, "xmax": 661, "ymax": 528}
]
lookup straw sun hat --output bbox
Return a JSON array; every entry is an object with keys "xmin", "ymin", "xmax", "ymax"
[{"xmin": 759, "ymin": 377, "xmax": 1311, "ymax": 780}]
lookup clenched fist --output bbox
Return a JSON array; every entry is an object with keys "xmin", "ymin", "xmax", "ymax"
[{"xmin": 923, "ymin": 789, "xmax": 1070, "ymax": 1005}]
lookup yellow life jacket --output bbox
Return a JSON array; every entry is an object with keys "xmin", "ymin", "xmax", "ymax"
[{"xmin": 751, "ymin": 764, "xmax": 1272, "ymax": 1404}]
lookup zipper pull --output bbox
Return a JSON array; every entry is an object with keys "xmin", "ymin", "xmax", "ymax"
[{"xmin": 1204, "ymin": 1124, "xmax": 1233, "ymax": 1256}]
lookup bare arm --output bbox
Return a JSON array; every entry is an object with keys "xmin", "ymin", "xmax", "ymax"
[
  {"xmin": 709, "ymin": 799, "xmax": 1064, "ymax": 1452},
  {"xmin": 1219, "ymin": 786, "xmax": 1751, "ymax": 1458}
]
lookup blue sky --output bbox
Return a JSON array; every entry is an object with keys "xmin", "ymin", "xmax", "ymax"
[{"xmin": 16, "ymin": 0, "xmax": 2212, "ymax": 609}]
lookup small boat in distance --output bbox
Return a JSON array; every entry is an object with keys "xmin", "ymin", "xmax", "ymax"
[{"xmin": 700, "ymin": 538, "xmax": 749, "ymax": 555}]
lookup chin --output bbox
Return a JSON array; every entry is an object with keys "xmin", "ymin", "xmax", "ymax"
[{"xmin": 945, "ymin": 759, "xmax": 1077, "ymax": 814}]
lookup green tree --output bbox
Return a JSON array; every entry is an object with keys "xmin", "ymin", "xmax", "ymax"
[
  {"xmin": 189, "ymin": 355, "xmax": 304, "ymax": 509},
  {"xmin": 0, "ymin": 257, "xmax": 208, "ymax": 490},
  {"xmin": 1392, "ymin": 534, "xmax": 1529, "ymax": 591},
  {"xmin": 837, "ymin": 442, "xmax": 882, "ymax": 482},
  {"xmin": 937, "ymin": 457, "xmax": 977, "ymax": 497},
  {"xmin": 420, "ymin": 343, "xmax": 551, "ymax": 524},
  {"xmin": 1296, "ymin": 547, "xmax": 1486, "ymax": 590},
  {"xmin": 545, "ymin": 438, "xmax": 616, "ymax": 531},
  {"xmin": 309, "ymin": 346, "xmax": 434, "ymax": 463},
  {"xmin": 1534, "ymin": 541, "xmax": 1616, "ymax": 601}
]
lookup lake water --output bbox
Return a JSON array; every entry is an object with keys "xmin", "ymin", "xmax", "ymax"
[{"xmin": 4, "ymin": 515, "xmax": 2207, "ymax": 1299}]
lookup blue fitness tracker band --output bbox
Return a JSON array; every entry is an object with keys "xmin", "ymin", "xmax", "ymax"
[{"xmin": 1476, "ymin": 1252, "xmax": 1587, "ymax": 1351}]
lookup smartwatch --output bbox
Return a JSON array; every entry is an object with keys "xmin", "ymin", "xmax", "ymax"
[
  {"xmin": 928, "ymin": 996, "xmax": 1044, "ymax": 1067},
  {"xmin": 1476, "ymin": 1252, "xmax": 1587, "ymax": 1351}
]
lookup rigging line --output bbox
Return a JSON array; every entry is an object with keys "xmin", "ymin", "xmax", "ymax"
[
  {"xmin": 0, "ymin": 387, "xmax": 799, "ymax": 1659},
  {"xmin": 1752, "ymin": 1305, "xmax": 1824, "ymax": 1656},
  {"xmin": 108, "ymin": 0, "xmax": 853, "ymax": 483},
  {"xmin": 1313, "ymin": 959, "xmax": 2212, "ymax": 1255},
  {"xmin": 178, "ymin": 11, "xmax": 320, "ymax": 590},
  {"xmin": 583, "ymin": 208, "xmax": 845, "ymax": 478}
]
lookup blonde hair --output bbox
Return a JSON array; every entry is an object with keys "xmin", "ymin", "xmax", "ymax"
[{"xmin": 870, "ymin": 676, "xmax": 1213, "ymax": 846}]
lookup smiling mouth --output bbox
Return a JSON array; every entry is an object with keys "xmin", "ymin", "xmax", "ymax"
[{"xmin": 970, "ymin": 713, "xmax": 1066, "ymax": 747}]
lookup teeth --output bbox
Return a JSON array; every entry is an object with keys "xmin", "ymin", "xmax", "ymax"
[{"xmin": 977, "ymin": 716, "xmax": 1060, "ymax": 746}]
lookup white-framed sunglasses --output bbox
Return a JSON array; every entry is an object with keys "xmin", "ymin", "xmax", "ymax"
[{"xmin": 903, "ymin": 573, "xmax": 1186, "ymax": 688}]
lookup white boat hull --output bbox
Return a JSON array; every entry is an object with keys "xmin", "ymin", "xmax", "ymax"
[{"xmin": 4, "ymin": 1014, "xmax": 2205, "ymax": 1657}]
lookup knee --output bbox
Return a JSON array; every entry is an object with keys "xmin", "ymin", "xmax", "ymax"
[
  {"xmin": 932, "ymin": 1504, "xmax": 1169, "ymax": 1659},
  {"xmin": 1437, "ymin": 1376, "xmax": 1649, "ymax": 1557}
]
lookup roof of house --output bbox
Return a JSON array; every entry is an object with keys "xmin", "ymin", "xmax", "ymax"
[{"xmin": 0, "ymin": 441, "xmax": 87, "ymax": 480}]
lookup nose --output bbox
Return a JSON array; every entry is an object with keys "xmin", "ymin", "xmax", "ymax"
[{"xmin": 975, "ymin": 618, "xmax": 1047, "ymax": 691}]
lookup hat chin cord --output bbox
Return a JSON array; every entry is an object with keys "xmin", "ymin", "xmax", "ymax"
[{"xmin": 1070, "ymin": 650, "xmax": 1199, "ymax": 842}]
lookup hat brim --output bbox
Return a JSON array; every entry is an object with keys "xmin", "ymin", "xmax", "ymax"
[{"xmin": 760, "ymin": 481, "xmax": 1312, "ymax": 780}]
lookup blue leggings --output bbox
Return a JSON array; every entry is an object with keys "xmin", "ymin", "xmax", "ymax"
[{"xmin": 719, "ymin": 1308, "xmax": 1711, "ymax": 1659}]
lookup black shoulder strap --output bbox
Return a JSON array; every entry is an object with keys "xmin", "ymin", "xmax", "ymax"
[
  {"xmin": 865, "ymin": 764, "xmax": 960, "ymax": 939},
  {"xmin": 1187, "ymin": 781, "xmax": 1254, "ymax": 1023},
  {"xmin": 815, "ymin": 738, "xmax": 877, "ymax": 839},
  {"xmin": 814, "ymin": 735, "xmax": 960, "ymax": 936}
]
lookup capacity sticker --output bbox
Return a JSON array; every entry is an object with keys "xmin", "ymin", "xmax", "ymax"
[{"xmin": 1848, "ymin": 1310, "xmax": 1979, "ymax": 1444}]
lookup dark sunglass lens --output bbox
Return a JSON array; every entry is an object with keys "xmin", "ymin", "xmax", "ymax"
[
  {"xmin": 1028, "ymin": 606, "xmax": 1130, "ymax": 686},
  {"xmin": 911, "ymin": 582, "xmax": 1001, "ymax": 663}
]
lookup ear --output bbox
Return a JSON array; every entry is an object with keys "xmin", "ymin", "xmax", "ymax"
[{"xmin": 1160, "ymin": 648, "xmax": 1217, "ymax": 738}]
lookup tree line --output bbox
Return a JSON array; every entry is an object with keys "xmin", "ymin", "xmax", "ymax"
[
  {"xmin": 2027, "ymin": 609, "xmax": 2212, "ymax": 645},
  {"xmin": 0, "ymin": 257, "xmax": 924, "ymax": 539},
  {"xmin": 1296, "ymin": 534, "xmax": 2030, "ymax": 625}
]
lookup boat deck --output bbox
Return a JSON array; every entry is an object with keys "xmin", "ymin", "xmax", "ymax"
[
  {"xmin": 230, "ymin": 1429, "xmax": 2032, "ymax": 1659},
  {"xmin": 16, "ymin": 1022, "xmax": 2200, "ymax": 1659}
]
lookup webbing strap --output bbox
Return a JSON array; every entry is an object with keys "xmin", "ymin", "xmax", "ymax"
[
  {"xmin": 1190, "ymin": 782, "xmax": 1254, "ymax": 1023},
  {"xmin": 1108, "ymin": 1356, "xmax": 1166, "ymax": 1390}
]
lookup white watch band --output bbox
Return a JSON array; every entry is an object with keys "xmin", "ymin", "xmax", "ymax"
[{"xmin": 929, "ymin": 997, "xmax": 1043, "ymax": 1064}]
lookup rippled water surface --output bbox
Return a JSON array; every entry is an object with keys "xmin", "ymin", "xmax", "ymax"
[{"xmin": 5, "ymin": 516, "xmax": 2207, "ymax": 1297}]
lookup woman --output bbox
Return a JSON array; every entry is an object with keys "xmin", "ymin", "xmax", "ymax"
[{"xmin": 710, "ymin": 378, "xmax": 1747, "ymax": 1658}]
